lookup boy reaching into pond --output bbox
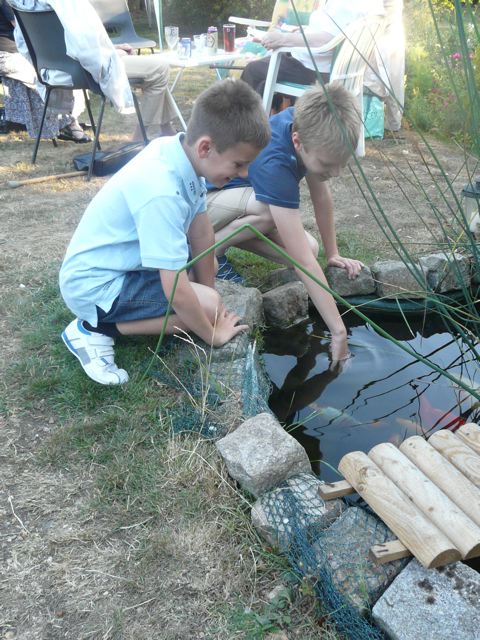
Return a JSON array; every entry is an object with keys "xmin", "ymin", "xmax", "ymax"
[
  {"xmin": 59, "ymin": 79, "xmax": 270, "ymax": 385},
  {"xmin": 207, "ymin": 83, "xmax": 363, "ymax": 362}
]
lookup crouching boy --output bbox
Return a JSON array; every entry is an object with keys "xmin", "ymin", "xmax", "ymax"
[
  {"xmin": 207, "ymin": 83, "xmax": 362, "ymax": 362},
  {"xmin": 59, "ymin": 79, "xmax": 270, "ymax": 385}
]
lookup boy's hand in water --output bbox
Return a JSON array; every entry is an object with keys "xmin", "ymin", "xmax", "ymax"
[{"xmin": 330, "ymin": 331, "xmax": 350, "ymax": 363}]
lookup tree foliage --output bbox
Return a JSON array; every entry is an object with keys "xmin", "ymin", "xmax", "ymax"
[{"xmin": 162, "ymin": 0, "xmax": 272, "ymax": 33}]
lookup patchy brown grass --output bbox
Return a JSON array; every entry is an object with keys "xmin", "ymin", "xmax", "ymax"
[{"xmin": 1, "ymin": 61, "xmax": 476, "ymax": 639}]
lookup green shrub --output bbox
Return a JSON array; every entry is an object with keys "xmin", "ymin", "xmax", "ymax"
[
  {"xmin": 404, "ymin": 0, "xmax": 480, "ymax": 144},
  {"xmin": 162, "ymin": 0, "xmax": 272, "ymax": 34}
]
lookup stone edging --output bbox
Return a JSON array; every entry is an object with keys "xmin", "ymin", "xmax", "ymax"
[{"xmin": 182, "ymin": 277, "xmax": 480, "ymax": 638}]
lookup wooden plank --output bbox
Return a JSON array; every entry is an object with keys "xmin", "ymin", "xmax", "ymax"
[
  {"xmin": 318, "ymin": 480, "xmax": 356, "ymax": 500},
  {"xmin": 428, "ymin": 430, "xmax": 480, "ymax": 488},
  {"xmin": 370, "ymin": 539, "xmax": 412, "ymax": 565},
  {"xmin": 371, "ymin": 538, "xmax": 480, "ymax": 566},
  {"xmin": 369, "ymin": 442, "xmax": 480, "ymax": 560},
  {"xmin": 338, "ymin": 451, "xmax": 461, "ymax": 569},
  {"xmin": 456, "ymin": 423, "xmax": 480, "ymax": 456},
  {"xmin": 400, "ymin": 436, "xmax": 480, "ymax": 528}
]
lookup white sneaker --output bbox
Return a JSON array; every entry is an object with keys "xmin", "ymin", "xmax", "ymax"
[{"xmin": 61, "ymin": 318, "xmax": 129, "ymax": 385}]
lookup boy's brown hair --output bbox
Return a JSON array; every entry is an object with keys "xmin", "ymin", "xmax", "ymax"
[
  {"xmin": 292, "ymin": 83, "xmax": 361, "ymax": 162},
  {"xmin": 186, "ymin": 78, "xmax": 270, "ymax": 153}
]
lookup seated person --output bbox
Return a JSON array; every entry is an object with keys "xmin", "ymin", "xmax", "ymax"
[
  {"xmin": 115, "ymin": 43, "xmax": 176, "ymax": 138},
  {"xmin": 363, "ymin": 0, "xmax": 405, "ymax": 131},
  {"xmin": 11, "ymin": 0, "xmax": 176, "ymax": 139},
  {"xmin": 207, "ymin": 83, "xmax": 362, "ymax": 362},
  {"xmin": 241, "ymin": 0, "xmax": 384, "ymax": 104},
  {"xmin": 59, "ymin": 79, "xmax": 270, "ymax": 385},
  {"xmin": 0, "ymin": 0, "xmax": 88, "ymax": 140}
]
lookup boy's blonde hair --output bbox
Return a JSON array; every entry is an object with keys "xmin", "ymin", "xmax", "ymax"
[
  {"xmin": 186, "ymin": 79, "xmax": 271, "ymax": 153},
  {"xmin": 292, "ymin": 83, "xmax": 361, "ymax": 163}
]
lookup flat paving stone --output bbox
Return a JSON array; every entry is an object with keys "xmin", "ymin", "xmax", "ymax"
[{"xmin": 372, "ymin": 559, "xmax": 480, "ymax": 640}]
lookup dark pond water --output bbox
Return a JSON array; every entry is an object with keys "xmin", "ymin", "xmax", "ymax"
[{"xmin": 263, "ymin": 311, "xmax": 480, "ymax": 483}]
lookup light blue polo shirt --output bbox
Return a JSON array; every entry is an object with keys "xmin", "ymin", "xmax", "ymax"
[{"xmin": 59, "ymin": 134, "xmax": 206, "ymax": 326}]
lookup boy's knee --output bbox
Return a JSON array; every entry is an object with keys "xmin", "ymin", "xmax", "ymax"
[
  {"xmin": 308, "ymin": 234, "xmax": 320, "ymax": 257},
  {"xmin": 204, "ymin": 285, "xmax": 221, "ymax": 309},
  {"xmin": 247, "ymin": 199, "xmax": 275, "ymax": 233}
]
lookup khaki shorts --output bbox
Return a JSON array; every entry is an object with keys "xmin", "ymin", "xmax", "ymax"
[{"xmin": 207, "ymin": 186, "xmax": 253, "ymax": 232}]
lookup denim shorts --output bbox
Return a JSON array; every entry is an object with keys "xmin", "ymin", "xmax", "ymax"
[{"xmin": 97, "ymin": 269, "xmax": 171, "ymax": 324}]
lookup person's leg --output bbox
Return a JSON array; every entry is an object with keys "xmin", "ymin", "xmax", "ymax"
[
  {"xmin": 236, "ymin": 227, "xmax": 319, "ymax": 266},
  {"xmin": 115, "ymin": 282, "xmax": 220, "ymax": 336},
  {"xmin": 240, "ymin": 56, "xmax": 272, "ymax": 94},
  {"xmin": 241, "ymin": 55, "xmax": 318, "ymax": 110},
  {"xmin": 123, "ymin": 54, "xmax": 176, "ymax": 138},
  {"xmin": 208, "ymin": 187, "xmax": 275, "ymax": 253},
  {"xmin": 207, "ymin": 186, "xmax": 274, "ymax": 282},
  {"xmin": 208, "ymin": 187, "xmax": 319, "ymax": 265},
  {"xmin": 61, "ymin": 270, "xmax": 222, "ymax": 384},
  {"xmin": 0, "ymin": 51, "xmax": 37, "ymax": 88}
]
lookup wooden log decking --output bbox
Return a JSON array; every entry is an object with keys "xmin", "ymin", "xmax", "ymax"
[{"xmin": 318, "ymin": 423, "xmax": 480, "ymax": 569}]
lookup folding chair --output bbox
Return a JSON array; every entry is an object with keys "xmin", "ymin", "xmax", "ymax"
[
  {"xmin": 12, "ymin": 7, "xmax": 148, "ymax": 181},
  {"xmin": 90, "ymin": 0, "xmax": 157, "ymax": 54}
]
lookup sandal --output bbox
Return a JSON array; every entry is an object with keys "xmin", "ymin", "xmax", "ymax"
[{"xmin": 58, "ymin": 124, "xmax": 91, "ymax": 143}]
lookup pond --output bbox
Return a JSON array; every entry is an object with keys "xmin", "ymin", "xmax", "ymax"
[{"xmin": 263, "ymin": 310, "xmax": 480, "ymax": 483}]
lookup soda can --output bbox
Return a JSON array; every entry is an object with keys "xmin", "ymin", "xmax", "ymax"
[
  {"xmin": 178, "ymin": 37, "xmax": 191, "ymax": 59},
  {"xmin": 206, "ymin": 26, "xmax": 218, "ymax": 54}
]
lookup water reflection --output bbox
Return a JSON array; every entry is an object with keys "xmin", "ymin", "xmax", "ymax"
[{"xmin": 263, "ymin": 313, "xmax": 480, "ymax": 482}]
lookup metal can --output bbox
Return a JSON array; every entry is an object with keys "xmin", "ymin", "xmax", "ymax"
[
  {"xmin": 206, "ymin": 26, "xmax": 218, "ymax": 54},
  {"xmin": 178, "ymin": 37, "xmax": 191, "ymax": 59}
]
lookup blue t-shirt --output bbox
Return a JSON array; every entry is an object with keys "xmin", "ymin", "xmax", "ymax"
[
  {"xmin": 210, "ymin": 107, "xmax": 307, "ymax": 209},
  {"xmin": 59, "ymin": 134, "xmax": 206, "ymax": 325}
]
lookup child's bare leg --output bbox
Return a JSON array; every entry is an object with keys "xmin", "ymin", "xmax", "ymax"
[
  {"xmin": 214, "ymin": 193, "xmax": 275, "ymax": 254},
  {"xmin": 236, "ymin": 228, "xmax": 319, "ymax": 265},
  {"xmin": 116, "ymin": 283, "xmax": 221, "ymax": 336},
  {"xmin": 214, "ymin": 192, "xmax": 318, "ymax": 263}
]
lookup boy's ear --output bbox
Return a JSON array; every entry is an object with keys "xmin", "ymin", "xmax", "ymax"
[
  {"xmin": 291, "ymin": 130, "xmax": 302, "ymax": 152},
  {"xmin": 197, "ymin": 136, "xmax": 214, "ymax": 159}
]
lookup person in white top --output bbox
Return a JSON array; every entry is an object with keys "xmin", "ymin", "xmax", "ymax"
[
  {"xmin": 241, "ymin": 0, "xmax": 385, "ymax": 111},
  {"xmin": 11, "ymin": 0, "xmax": 176, "ymax": 139}
]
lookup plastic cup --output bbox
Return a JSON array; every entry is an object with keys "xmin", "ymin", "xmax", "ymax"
[{"xmin": 193, "ymin": 34, "xmax": 206, "ymax": 55}]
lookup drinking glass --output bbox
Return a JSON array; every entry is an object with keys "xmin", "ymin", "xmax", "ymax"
[
  {"xmin": 193, "ymin": 34, "xmax": 206, "ymax": 56},
  {"xmin": 164, "ymin": 26, "xmax": 179, "ymax": 51},
  {"xmin": 223, "ymin": 24, "xmax": 236, "ymax": 53}
]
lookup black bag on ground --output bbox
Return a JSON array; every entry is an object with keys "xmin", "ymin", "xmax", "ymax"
[{"xmin": 73, "ymin": 142, "xmax": 144, "ymax": 176}]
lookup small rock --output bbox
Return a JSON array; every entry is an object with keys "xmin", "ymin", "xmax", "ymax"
[
  {"xmin": 326, "ymin": 265, "xmax": 376, "ymax": 297},
  {"xmin": 372, "ymin": 260, "xmax": 426, "ymax": 299},
  {"xmin": 262, "ymin": 282, "xmax": 309, "ymax": 328},
  {"xmin": 260, "ymin": 268, "xmax": 300, "ymax": 292},
  {"xmin": 266, "ymin": 584, "xmax": 291, "ymax": 603},
  {"xmin": 216, "ymin": 413, "xmax": 311, "ymax": 496}
]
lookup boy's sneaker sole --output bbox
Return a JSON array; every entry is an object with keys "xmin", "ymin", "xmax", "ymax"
[{"xmin": 61, "ymin": 318, "xmax": 129, "ymax": 385}]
